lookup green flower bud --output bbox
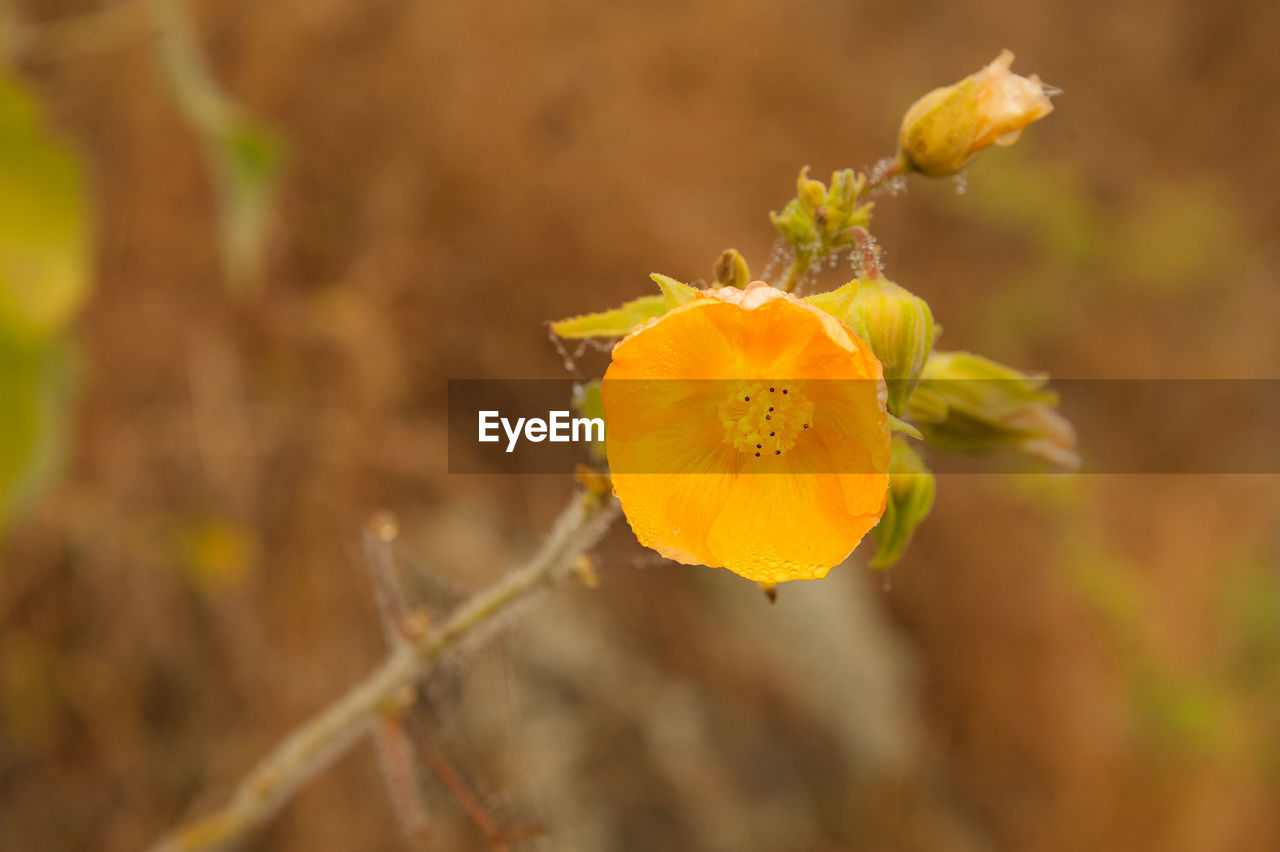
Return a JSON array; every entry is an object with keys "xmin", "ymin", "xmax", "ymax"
[
  {"xmin": 899, "ymin": 50, "xmax": 1055, "ymax": 178},
  {"xmin": 768, "ymin": 198, "xmax": 815, "ymax": 246},
  {"xmin": 713, "ymin": 249, "xmax": 751, "ymax": 289},
  {"xmin": 845, "ymin": 277, "xmax": 936, "ymax": 417},
  {"xmin": 907, "ymin": 351, "xmax": 1080, "ymax": 469},
  {"xmin": 797, "ymin": 166, "xmax": 827, "ymax": 213},
  {"xmin": 871, "ymin": 438, "xmax": 936, "ymax": 569}
]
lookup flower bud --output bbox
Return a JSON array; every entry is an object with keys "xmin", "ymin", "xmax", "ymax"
[
  {"xmin": 713, "ymin": 248, "xmax": 751, "ymax": 289},
  {"xmin": 871, "ymin": 438, "xmax": 936, "ymax": 569},
  {"xmin": 908, "ymin": 351, "xmax": 1080, "ymax": 469},
  {"xmin": 797, "ymin": 166, "xmax": 827, "ymax": 212},
  {"xmin": 898, "ymin": 50, "xmax": 1055, "ymax": 178},
  {"xmin": 845, "ymin": 277, "xmax": 936, "ymax": 417}
]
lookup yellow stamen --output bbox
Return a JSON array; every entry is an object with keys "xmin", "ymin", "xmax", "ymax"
[{"xmin": 716, "ymin": 381, "xmax": 815, "ymax": 458}]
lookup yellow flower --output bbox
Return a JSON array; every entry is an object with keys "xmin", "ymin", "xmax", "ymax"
[
  {"xmin": 602, "ymin": 281, "xmax": 891, "ymax": 584},
  {"xmin": 899, "ymin": 49, "xmax": 1056, "ymax": 177}
]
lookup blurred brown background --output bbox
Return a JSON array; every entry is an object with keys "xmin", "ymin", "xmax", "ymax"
[{"xmin": 3, "ymin": 0, "xmax": 1280, "ymax": 849}]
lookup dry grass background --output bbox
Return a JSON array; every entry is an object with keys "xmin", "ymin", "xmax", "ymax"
[{"xmin": 3, "ymin": 0, "xmax": 1280, "ymax": 849}]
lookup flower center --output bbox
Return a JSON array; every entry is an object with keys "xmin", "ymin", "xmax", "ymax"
[{"xmin": 717, "ymin": 381, "xmax": 814, "ymax": 459}]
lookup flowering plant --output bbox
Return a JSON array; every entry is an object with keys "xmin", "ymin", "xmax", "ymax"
[
  {"xmin": 152, "ymin": 48, "xmax": 1079, "ymax": 851},
  {"xmin": 552, "ymin": 50, "xmax": 1074, "ymax": 589}
]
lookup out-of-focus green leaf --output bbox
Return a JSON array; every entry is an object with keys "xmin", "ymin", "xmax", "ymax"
[
  {"xmin": 0, "ymin": 68, "xmax": 86, "ymax": 536},
  {"xmin": 0, "ymin": 70, "xmax": 91, "ymax": 343},
  {"xmin": 149, "ymin": 0, "xmax": 284, "ymax": 288},
  {"xmin": 210, "ymin": 117, "xmax": 284, "ymax": 285},
  {"xmin": 0, "ymin": 336, "xmax": 73, "ymax": 528}
]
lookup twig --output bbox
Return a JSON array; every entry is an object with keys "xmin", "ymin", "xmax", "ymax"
[
  {"xmin": 362, "ymin": 512, "xmax": 434, "ymax": 846},
  {"xmin": 150, "ymin": 491, "xmax": 621, "ymax": 852},
  {"xmin": 414, "ymin": 732, "xmax": 546, "ymax": 852},
  {"xmin": 361, "ymin": 511, "xmax": 425, "ymax": 645},
  {"xmin": 373, "ymin": 713, "xmax": 433, "ymax": 848}
]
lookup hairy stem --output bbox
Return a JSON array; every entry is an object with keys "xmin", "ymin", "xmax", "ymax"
[
  {"xmin": 779, "ymin": 250, "xmax": 812, "ymax": 293},
  {"xmin": 150, "ymin": 491, "xmax": 621, "ymax": 852},
  {"xmin": 862, "ymin": 155, "xmax": 905, "ymax": 194}
]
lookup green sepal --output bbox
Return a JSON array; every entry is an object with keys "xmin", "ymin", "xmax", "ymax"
[
  {"xmin": 887, "ymin": 413, "xmax": 923, "ymax": 440},
  {"xmin": 571, "ymin": 379, "xmax": 607, "ymax": 462},
  {"xmin": 802, "ymin": 279, "xmax": 861, "ymax": 320},
  {"xmin": 907, "ymin": 351, "xmax": 1079, "ymax": 469},
  {"xmin": 650, "ymin": 272, "xmax": 701, "ymax": 311},
  {"xmin": 549, "ymin": 273, "xmax": 703, "ymax": 340},
  {"xmin": 549, "ymin": 294, "xmax": 667, "ymax": 339},
  {"xmin": 871, "ymin": 438, "xmax": 936, "ymax": 569}
]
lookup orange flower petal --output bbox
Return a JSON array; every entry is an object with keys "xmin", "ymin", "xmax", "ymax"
[
  {"xmin": 705, "ymin": 468, "xmax": 885, "ymax": 583},
  {"xmin": 603, "ymin": 281, "xmax": 891, "ymax": 584}
]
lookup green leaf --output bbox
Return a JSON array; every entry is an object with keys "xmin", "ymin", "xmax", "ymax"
[
  {"xmin": 650, "ymin": 273, "xmax": 700, "ymax": 311},
  {"xmin": 0, "ymin": 70, "xmax": 91, "ymax": 344},
  {"xmin": 150, "ymin": 0, "xmax": 284, "ymax": 289},
  {"xmin": 550, "ymin": 294, "xmax": 667, "ymax": 339},
  {"xmin": 211, "ymin": 117, "xmax": 285, "ymax": 287},
  {"xmin": 802, "ymin": 279, "xmax": 860, "ymax": 320}
]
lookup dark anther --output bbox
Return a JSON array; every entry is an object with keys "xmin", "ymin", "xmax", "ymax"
[
  {"xmin": 769, "ymin": 431, "xmax": 775, "ymax": 436},
  {"xmin": 803, "ymin": 423, "xmax": 810, "ymax": 429},
  {"xmin": 774, "ymin": 450, "xmax": 781, "ymax": 455},
  {"xmin": 744, "ymin": 396, "xmax": 750, "ymax": 402},
  {"xmin": 782, "ymin": 389, "xmax": 788, "ymax": 394},
  {"xmin": 765, "ymin": 415, "xmax": 771, "ymax": 420},
  {"xmin": 755, "ymin": 452, "xmax": 761, "ymax": 457},
  {"xmin": 769, "ymin": 387, "xmax": 775, "ymax": 392},
  {"xmin": 768, "ymin": 406, "xmax": 774, "ymax": 412}
]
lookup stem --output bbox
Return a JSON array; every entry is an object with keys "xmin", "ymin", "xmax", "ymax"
[
  {"xmin": 149, "ymin": 491, "xmax": 621, "ymax": 852},
  {"xmin": 862, "ymin": 155, "xmax": 905, "ymax": 194},
  {"xmin": 779, "ymin": 250, "xmax": 811, "ymax": 293},
  {"xmin": 850, "ymin": 228, "xmax": 883, "ymax": 280}
]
